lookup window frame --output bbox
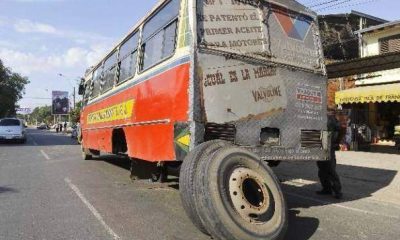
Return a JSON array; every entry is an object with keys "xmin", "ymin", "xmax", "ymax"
[
  {"xmin": 379, "ymin": 34, "xmax": 400, "ymax": 54},
  {"xmin": 83, "ymin": 79, "xmax": 91, "ymax": 105},
  {"xmin": 139, "ymin": 0, "xmax": 180, "ymax": 73},
  {"xmin": 90, "ymin": 64, "xmax": 103, "ymax": 99},
  {"xmin": 101, "ymin": 50, "xmax": 118, "ymax": 93},
  {"xmin": 117, "ymin": 31, "xmax": 140, "ymax": 85}
]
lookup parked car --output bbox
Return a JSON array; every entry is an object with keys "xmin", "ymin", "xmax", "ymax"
[
  {"xmin": 37, "ymin": 123, "xmax": 49, "ymax": 130},
  {"xmin": 0, "ymin": 118, "xmax": 26, "ymax": 143}
]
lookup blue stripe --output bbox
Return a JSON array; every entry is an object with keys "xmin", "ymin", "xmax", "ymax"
[{"xmin": 88, "ymin": 55, "xmax": 191, "ymax": 105}]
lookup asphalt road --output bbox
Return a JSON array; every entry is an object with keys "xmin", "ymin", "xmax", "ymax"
[{"xmin": 0, "ymin": 128, "xmax": 399, "ymax": 240}]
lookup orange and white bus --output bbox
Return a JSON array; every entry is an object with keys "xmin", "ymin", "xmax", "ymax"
[{"xmin": 79, "ymin": 0, "xmax": 329, "ymax": 239}]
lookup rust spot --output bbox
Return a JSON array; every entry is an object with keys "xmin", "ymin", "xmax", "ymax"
[{"xmin": 238, "ymin": 107, "xmax": 285, "ymax": 121}]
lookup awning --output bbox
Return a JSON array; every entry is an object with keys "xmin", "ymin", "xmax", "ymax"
[
  {"xmin": 326, "ymin": 52, "xmax": 400, "ymax": 79},
  {"xmin": 335, "ymin": 83, "xmax": 400, "ymax": 105}
]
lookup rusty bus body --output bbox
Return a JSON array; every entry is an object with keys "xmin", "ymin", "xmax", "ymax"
[{"xmin": 79, "ymin": 1, "xmax": 328, "ymax": 239}]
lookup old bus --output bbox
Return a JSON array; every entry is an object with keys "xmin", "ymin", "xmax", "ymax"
[{"xmin": 78, "ymin": 0, "xmax": 329, "ymax": 239}]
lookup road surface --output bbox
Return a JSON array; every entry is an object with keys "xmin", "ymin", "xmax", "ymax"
[{"xmin": 0, "ymin": 128, "xmax": 399, "ymax": 240}]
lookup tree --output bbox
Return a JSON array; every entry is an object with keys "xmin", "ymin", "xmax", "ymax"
[
  {"xmin": 30, "ymin": 106, "xmax": 52, "ymax": 124},
  {"xmin": 69, "ymin": 101, "xmax": 82, "ymax": 124},
  {"xmin": 0, "ymin": 59, "xmax": 29, "ymax": 118}
]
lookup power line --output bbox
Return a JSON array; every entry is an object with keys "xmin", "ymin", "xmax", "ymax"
[
  {"xmin": 316, "ymin": 0, "xmax": 381, "ymax": 12},
  {"xmin": 23, "ymin": 97, "xmax": 52, "ymax": 100},
  {"xmin": 312, "ymin": 0, "xmax": 352, "ymax": 11},
  {"xmin": 308, "ymin": 0, "xmax": 343, "ymax": 8},
  {"xmin": 302, "ymin": 0, "xmax": 330, "ymax": 6}
]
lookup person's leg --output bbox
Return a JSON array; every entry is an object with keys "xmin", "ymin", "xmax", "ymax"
[
  {"xmin": 316, "ymin": 161, "xmax": 332, "ymax": 194},
  {"xmin": 329, "ymin": 152, "xmax": 343, "ymax": 199}
]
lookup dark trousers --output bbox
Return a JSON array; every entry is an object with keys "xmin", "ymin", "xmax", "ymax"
[{"xmin": 317, "ymin": 148, "xmax": 342, "ymax": 193}]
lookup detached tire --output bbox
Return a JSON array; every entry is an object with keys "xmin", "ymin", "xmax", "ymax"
[
  {"xmin": 179, "ymin": 140, "xmax": 231, "ymax": 234},
  {"xmin": 194, "ymin": 146, "xmax": 288, "ymax": 240}
]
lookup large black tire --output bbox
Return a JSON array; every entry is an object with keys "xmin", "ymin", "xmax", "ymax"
[
  {"xmin": 194, "ymin": 146, "xmax": 288, "ymax": 240},
  {"xmin": 179, "ymin": 140, "xmax": 231, "ymax": 234},
  {"xmin": 81, "ymin": 139, "xmax": 93, "ymax": 160},
  {"xmin": 82, "ymin": 147, "xmax": 92, "ymax": 160}
]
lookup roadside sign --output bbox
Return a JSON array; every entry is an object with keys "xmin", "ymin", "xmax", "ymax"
[{"xmin": 52, "ymin": 91, "xmax": 69, "ymax": 115}]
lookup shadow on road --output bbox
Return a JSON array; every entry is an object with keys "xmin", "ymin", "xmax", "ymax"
[
  {"xmin": 276, "ymin": 162, "xmax": 398, "ymax": 206},
  {"xmin": 275, "ymin": 161, "xmax": 398, "ymax": 239},
  {"xmin": 285, "ymin": 210, "xmax": 320, "ymax": 240},
  {"xmin": 81, "ymin": 153, "xmax": 398, "ymax": 240},
  {"xmin": 0, "ymin": 186, "xmax": 18, "ymax": 194}
]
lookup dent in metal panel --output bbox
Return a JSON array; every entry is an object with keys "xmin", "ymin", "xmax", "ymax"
[
  {"xmin": 198, "ymin": 53, "xmax": 287, "ymax": 123},
  {"xmin": 261, "ymin": 2, "xmax": 321, "ymax": 71}
]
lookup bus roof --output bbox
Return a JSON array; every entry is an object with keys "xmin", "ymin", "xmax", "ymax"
[
  {"xmin": 87, "ymin": 0, "xmax": 172, "ymax": 75},
  {"xmin": 85, "ymin": 0, "xmax": 317, "ymax": 77}
]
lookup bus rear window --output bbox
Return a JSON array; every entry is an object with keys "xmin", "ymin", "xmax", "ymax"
[{"xmin": 0, "ymin": 119, "xmax": 20, "ymax": 126}]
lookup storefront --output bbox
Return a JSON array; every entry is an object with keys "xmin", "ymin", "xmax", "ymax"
[
  {"xmin": 335, "ymin": 83, "xmax": 400, "ymax": 151},
  {"xmin": 326, "ymin": 25, "xmax": 400, "ymax": 152}
]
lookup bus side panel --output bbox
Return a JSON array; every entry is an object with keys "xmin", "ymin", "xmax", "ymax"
[
  {"xmin": 125, "ymin": 123, "xmax": 175, "ymax": 162},
  {"xmin": 81, "ymin": 62, "xmax": 190, "ymax": 161}
]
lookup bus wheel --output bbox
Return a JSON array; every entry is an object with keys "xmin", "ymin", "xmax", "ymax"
[
  {"xmin": 194, "ymin": 147, "xmax": 288, "ymax": 240},
  {"xmin": 179, "ymin": 140, "xmax": 231, "ymax": 235},
  {"xmin": 81, "ymin": 147, "xmax": 92, "ymax": 160}
]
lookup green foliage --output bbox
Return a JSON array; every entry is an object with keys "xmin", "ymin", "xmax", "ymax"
[
  {"xmin": 70, "ymin": 101, "xmax": 82, "ymax": 124},
  {"xmin": 0, "ymin": 59, "xmax": 29, "ymax": 118},
  {"xmin": 30, "ymin": 106, "xmax": 52, "ymax": 124}
]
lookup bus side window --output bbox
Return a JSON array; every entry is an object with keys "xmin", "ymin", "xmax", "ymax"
[
  {"xmin": 118, "ymin": 32, "xmax": 139, "ymax": 84},
  {"xmin": 84, "ymin": 80, "xmax": 91, "ymax": 105},
  {"xmin": 102, "ymin": 51, "xmax": 118, "ymax": 93},
  {"xmin": 91, "ymin": 66, "xmax": 102, "ymax": 97},
  {"xmin": 140, "ymin": 0, "xmax": 180, "ymax": 71}
]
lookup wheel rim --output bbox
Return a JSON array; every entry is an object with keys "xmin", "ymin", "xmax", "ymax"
[{"xmin": 229, "ymin": 167, "xmax": 273, "ymax": 224}]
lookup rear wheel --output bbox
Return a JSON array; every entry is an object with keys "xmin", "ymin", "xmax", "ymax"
[
  {"xmin": 194, "ymin": 146, "xmax": 288, "ymax": 240},
  {"xmin": 81, "ymin": 147, "xmax": 92, "ymax": 160},
  {"xmin": 81, "ymin": 139, "xmax": 93, "ymax": 160},
  {"xmin": 179, "ymin": 140, "xmax": 231, "ymax": 234}
]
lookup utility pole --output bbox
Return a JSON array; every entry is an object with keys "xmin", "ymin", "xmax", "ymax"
[{"xmin": 73, "ymin": 87, "xmax": 76, "ymax": 109}]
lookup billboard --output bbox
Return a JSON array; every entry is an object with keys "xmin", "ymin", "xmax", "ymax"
[
  {"xmin": 52, "ymin": 91, "xmax": 69, "ymax": 115},
  {"xmin": 16, "ymin": 108, "xmax": 32, "ymax": 115}
]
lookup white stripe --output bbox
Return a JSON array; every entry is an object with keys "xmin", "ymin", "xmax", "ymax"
[
  {"xmin": 82, "ymin": 118, "xmax": 170, "ymax": 131},
  {"xmin": 286, "ymin": 191, "xmax": 400, "ymax": 220},
  {"xmin": 40, "ymin": 150, "xmax": 50, "ymax": 160},
  {"xmin": 64, "ymin": 178, "xmax": 120, "ymax": 240}
]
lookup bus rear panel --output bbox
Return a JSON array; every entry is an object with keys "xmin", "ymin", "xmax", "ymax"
[{"xmin": 192, "ymin": 0, "xmax": 329, "ymax": 161}]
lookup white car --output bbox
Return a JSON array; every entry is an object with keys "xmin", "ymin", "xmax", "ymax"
[{"xmin": 0, "ymin": 118, "xmax": 26, "ymax": 143}]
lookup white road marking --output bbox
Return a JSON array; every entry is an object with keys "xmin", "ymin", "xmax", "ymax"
[
  {"xmin": 282, "ymin": 178, "xmax": 317, "ymax": 187},
  {"xmin": 40, "ymin": 150, "xmax": 50, "ymax": 160},
  {"xmin": 64, "ymin": 178, "xmax": 120, "ymax": 240},
  {"xmin": 286, "ymin": 191, "xmax": 400, "ymax": 220}
]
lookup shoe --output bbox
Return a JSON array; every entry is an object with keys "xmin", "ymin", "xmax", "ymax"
[
  {"xmin": 316, "ymin": 189, "xmax": 332, "ymax": 195},
  {"xmin": 334, "ymin": 192, "xmax": 343, "ymax": 199}
]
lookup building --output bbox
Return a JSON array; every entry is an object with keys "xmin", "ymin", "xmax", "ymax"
[
  {"xmin": 327, "ymin": 21, "xmax": 400, "ymax": 151},
  {"xmin": 318, "ymin": 11, "xmax": 387, "ymax": 61}
]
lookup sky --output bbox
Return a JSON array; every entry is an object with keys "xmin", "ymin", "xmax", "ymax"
[{"xmin": 0, "ymin": 0, "xmax": 398, "ymax": 111}]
